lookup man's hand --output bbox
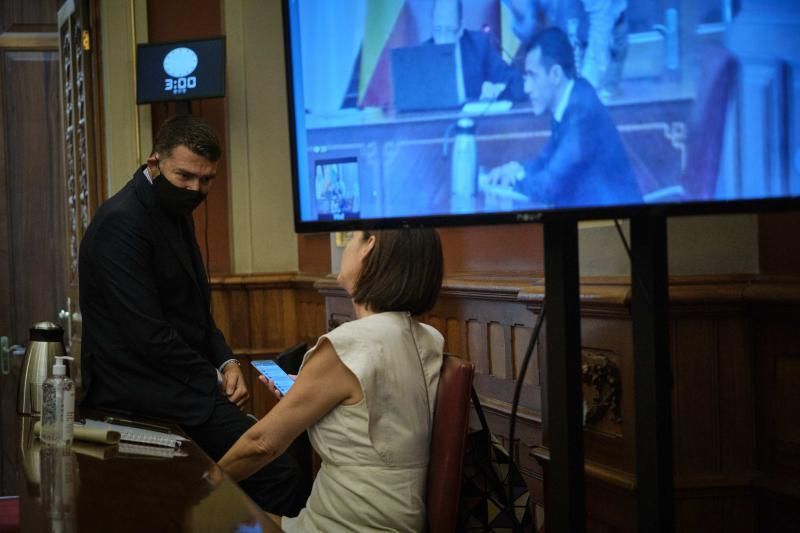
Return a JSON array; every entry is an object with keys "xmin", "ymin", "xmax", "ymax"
[
  {"xmin": 480, "ymin": 81, "xmax": 508, "ymax": 101},
  {"xmin": 221, "ymin": 363, "xmax": 250, "ymax": 408},
  {"xmin": 487, "ymin": 161, "xmax": 525, "ymax": 187}
]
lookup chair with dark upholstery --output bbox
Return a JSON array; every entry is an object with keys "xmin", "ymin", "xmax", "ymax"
[
  {"xmin": 427, "ymin": 355, "xmax": 475, "ymax": 533},
  {"xmin": 0, "ymin": 496, "xmax": 19, "ymax": 533},
  {"xmin": 642, "ymin": 43, "xmax": 738, "ymax": 202},
  {"xmin": 682, "ymin": 43, "xmax": 738, "ymax": 200}
]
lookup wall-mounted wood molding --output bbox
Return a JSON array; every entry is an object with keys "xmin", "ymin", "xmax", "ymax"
[
  {"xmin": 532, "ymin": 447, "xmax": 636, "ymax": 491},
  {"xmin": 0, "ymin": 32, "xmax": 58, "ymax": 48}
]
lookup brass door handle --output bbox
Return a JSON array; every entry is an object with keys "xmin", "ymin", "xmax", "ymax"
[{"xmin": 58, "ymin": 297, "xmax": 80, "ymax": 352}]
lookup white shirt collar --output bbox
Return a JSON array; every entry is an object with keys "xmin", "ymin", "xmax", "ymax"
[
  {"xmin": 143, "ymin": 166, "xmax": 154, "ymax": 184},
  {"xmin": 553, "ymin": 79, "xmax": 575, "ymax": 123}
]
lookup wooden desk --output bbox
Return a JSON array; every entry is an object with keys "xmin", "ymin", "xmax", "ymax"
[{"xmin": 14, "ymin": 415, "xmax": 280, "ymax": 533}]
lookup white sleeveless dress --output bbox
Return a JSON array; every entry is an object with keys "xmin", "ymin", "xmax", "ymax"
[{"xmin": 282, "ymin": 312, "xmax": 443, "ymax": 533}]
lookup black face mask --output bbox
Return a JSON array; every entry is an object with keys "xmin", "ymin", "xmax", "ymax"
[{"xmin": 152, "ymin": 174, "xmax": 206, "ymax": 216}]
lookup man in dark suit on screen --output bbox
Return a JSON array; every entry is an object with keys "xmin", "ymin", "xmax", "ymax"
[
  {"xmin": 78, "ymin": 115, "xmax": 304, "ymax": 516},
  {"xmin": 430, "ymin": 0, "xmax": 525, "ymax": 102},
  {"xmin": 488, "ymin": 27, "xmax": 641, "ymax": 207}
]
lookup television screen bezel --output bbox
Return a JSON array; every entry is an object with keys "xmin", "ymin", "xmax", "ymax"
[
  {"xmin": 136, "ymin": 36, "xmax": 226, "ymax": 104},
  {"xmin": 281, "ymin": 0, "xmax": 800, "ymax": 233}
]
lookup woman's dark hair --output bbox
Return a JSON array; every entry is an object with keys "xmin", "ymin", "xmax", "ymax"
[
  {"xmin": 351, "ymin": 228, "xmax": 444, "ymax": 316},
  {"xmin": 152, "ymin": 114, "xmax": 222, "ymax": 162},
  {"xmin": 525, "ymin": 26, "xmax": 576, "ymax": 79}
]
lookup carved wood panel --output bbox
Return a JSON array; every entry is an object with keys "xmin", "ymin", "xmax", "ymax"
[
  {"xmin": 57, "ymin": 0, "xmax": 102, "ymax": 376},
  {"xmin": 59, "ymin": 0, "xmax": 101, "ymax": 280}
]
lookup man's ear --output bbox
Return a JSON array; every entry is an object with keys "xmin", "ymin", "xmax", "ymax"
[
  {"xmin": 549, "ymin": 63, "xmax": 565, "ymax": 84},
  {"xmin": 146, "ymin": 153, "xmax": 160, "ymax": 177}
]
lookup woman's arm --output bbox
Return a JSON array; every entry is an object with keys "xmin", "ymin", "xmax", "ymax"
[{"xmin": 218, "ymin": 338, "xmax": 362, "ymax": 481}]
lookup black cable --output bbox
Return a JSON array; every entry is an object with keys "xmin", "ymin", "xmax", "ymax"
[
  {"xmin": 613, "ymin": 219, "xmax": 632, "ymax": 261},
  {"xmin": 613, "ymin": 219, "xmax": 653, "ymax": 309},
  {"xmin": 507, "ymin": 299, "xmax": 546, "ymax": 504}
]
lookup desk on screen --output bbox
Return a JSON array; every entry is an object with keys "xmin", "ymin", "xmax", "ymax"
[{"xmin": 303, "ymin": 82, "xmax": 692, "ymax": 220}]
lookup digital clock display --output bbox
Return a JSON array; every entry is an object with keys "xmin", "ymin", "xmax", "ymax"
[{"xmin": 136, "ymin": 38, "xmax": 225, "ymax": 103}]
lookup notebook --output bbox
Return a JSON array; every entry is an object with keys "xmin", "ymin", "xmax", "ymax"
[
  {"xmin": 80, "ymin": 419, "xmax": 187, "ymax": 449},
  {"xmin": 391, "ymin": 43, "xmax": 464, "ymax": 112},
  {"xmin": 118, "ymin": 442, "xmax": 188, "ymax": 459}
]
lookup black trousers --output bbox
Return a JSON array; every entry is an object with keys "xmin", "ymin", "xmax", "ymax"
[{"xmin": 182, "ymin": 392, "xmax": 308, "ymax": 517}]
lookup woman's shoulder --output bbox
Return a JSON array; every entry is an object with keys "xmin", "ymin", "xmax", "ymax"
[{"xmin": 327, "ymin": 312, "xmax": 401, "ymax": 336}]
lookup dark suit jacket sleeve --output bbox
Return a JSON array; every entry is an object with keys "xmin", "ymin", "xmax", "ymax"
[
  {"xmin": 207, "ymin": 314, "xmax": 233, "ymax": 369},
  {"xmin": 92, "ymin": 209, "xmax": 217, "ymax": 392},
  {"xmin": 517, "ymin": 111, "xmax": 593, "ymax": 204},
  {"xmin": 462, "ymin": 30, "xmax": 526, "ymax": 102},
  {"xmin": 479, "ymin": 34, "xmax": 525, "ymax": 102}
]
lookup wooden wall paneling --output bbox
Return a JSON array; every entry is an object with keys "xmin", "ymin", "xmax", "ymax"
[
  {"xmin": 209, "ymin": 285, "xmax": 231, "ymax": 340},
  {"xmin": 228, "ymin": 286, "xmax": 251, "ymax": 348},
  {"xmin": 292, "ymin": 280, "xmax": 326, "ymax": 345},
  {"xmin": 439, "ymin": 224, "xmax": 544, "ymax": 275},
  {"xmin": 716, "ymin": 317, "xmax": 755, "ymax": 480},
  {"xmin": 584, "ymin": 474, "xmax": 637, "ymax": 532},
  {"xmin": 756, "ymin": 486, "xmax": 800, "ymax": 533},
  {"xmin": 751, "ymin": 301, "xmax": 800, "ymax": 529},
  {"xmin": 247, "ymin": 288, "xmax": 286, "ymax": 351},
  {"xmin": 672, "ymin": 316, "xmax": 723, "ymax": 478},
  {"xmin": 280, "ymin": 288, "xmax": 298, "ymax": 346},
  {"xmin": 216, "ymin": 272, "xmax": 800, "ymax": 531},
  {"xmin": 297, "ymin": 234, "xmax": 331, "ymax": 275}
]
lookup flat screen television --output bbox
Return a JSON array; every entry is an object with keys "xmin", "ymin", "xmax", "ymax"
[
  {"xmin": 137, "ymin": 37, "xmax": 225, "ymax": 104},
  {"xmin": 283, "ymin": 0, "xmax": 799, "ymax": 232}
]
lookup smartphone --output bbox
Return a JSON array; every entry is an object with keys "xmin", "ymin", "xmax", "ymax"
[{"xmin": 250, "ymin": 360, "xmax": 294, "ymax": 395}]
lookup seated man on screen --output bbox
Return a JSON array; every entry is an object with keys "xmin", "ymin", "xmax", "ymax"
[
  {"xmin": 487, "ymin": 27, "xmax": 641, "ymax": 207},
  {"xmin": 430, "ymin": 0, "xmax": 525, "ymax": 102},
  {"xmin": 78, "ymin": 115, "xmax": 306, "ymax": 516}
]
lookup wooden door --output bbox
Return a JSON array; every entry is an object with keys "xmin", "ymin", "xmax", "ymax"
[
  {"xmin": 0, "ymin": 1, "xmax": 63, "ymax": 496},
  {"xmin": 0, "ymin": 0, "xmax": 103, "ymax": 496}
]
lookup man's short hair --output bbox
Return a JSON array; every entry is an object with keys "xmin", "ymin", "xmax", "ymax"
[
  {"xmin": 152, "ymin": 114, "xmax": 222, "ymax": 162},
  {"xmin": 432, "ymin": 0, "xmax": 463, "ymax": 23},
  {"xmin": 352, "ymin": 228, "xmax": 443, "ymax": 316},
  {"xmin": 526, "ymin": 26, "xmax": 576, "ymax": 79}
]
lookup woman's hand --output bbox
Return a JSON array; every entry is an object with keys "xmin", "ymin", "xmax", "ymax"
[{"xmin": 258, "ymin": 374, "xmax": 296, "ymax": 400}]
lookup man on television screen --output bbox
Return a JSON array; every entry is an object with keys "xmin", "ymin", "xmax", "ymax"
[
  {"xmin": 487, "ymin": 26, "xmax": 641, "ymax": 207},
  {"xmin": 430, "ymin": 0, "xmax": 525, "ymax": 102}
]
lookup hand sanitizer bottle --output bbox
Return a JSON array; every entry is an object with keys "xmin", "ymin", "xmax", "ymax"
[{"xmin": 41, "ymin": 356, "xmax": 75, "ymax": 446}]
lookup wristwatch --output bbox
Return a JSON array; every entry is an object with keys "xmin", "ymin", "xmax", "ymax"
[{"xmin": 219, "ymin": 358, "xmax": 240, "ymax": 372}]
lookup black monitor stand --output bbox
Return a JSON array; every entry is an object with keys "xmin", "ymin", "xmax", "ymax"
[{"xmin": 542, "ymin": 214, "xmax": 674, "ymax": 532}]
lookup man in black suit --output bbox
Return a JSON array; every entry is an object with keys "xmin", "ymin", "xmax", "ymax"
[
  {"xmin": 488, "ymin": 27, "xmax": 641, "ymax": 207},
  {"xmin": 79, "ymin": 115, "xmax": 305, "ymax": 515},
  {"xmin": 430, "ymin": 0, "xmax": 525, "ymax": 102}
]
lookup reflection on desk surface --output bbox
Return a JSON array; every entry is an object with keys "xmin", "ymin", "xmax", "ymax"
[{"xmin": 15, "ymin": 415, "xmax": 280, "ymax": 533}]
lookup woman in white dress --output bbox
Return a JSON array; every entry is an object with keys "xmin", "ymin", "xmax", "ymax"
[{"xmin": 219, "ymin": 228, "xmax": 445, "ymax": 532}]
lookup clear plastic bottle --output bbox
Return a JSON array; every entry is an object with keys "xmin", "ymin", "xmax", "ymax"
[{"xmin": 41, "ymin": 356, "xmax": 75, "ymax": 447}]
